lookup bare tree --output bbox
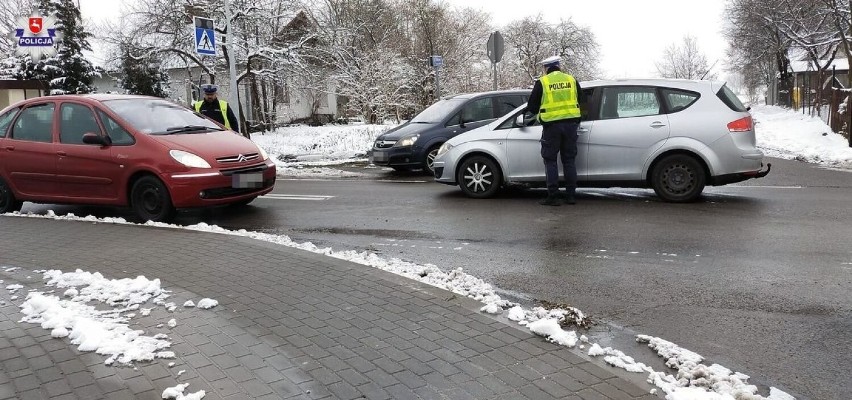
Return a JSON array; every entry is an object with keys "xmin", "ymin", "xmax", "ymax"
[
  {"xmin": 770, "ymin": 0, "xmax": 840, "ymax": 112},
  {"xmin": 724, "ymin": 0, "xmax": 791, "ymax": 103},
  {"xmin": 501, "ymin": 14, "xmax": 600, "ymax": 89},
  {"xmin": 655, "ymin": 35, "xmax": 713, "ymax": 79},
  {"xmin": 97, "ymin": 0, "xmax": 315, "ymax": 133}
]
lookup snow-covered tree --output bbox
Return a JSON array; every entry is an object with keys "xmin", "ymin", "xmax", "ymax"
[
  {"xmin": 655, "ymin": 35, "xmax": 713, "ymax": 80},
  {"xmin": 117, "ymin": 44, "xmax": 170, "ymax": 97},
  {"xmin": 16, "ymin": 0, "xmax": 96, "ymax": 94},
  {"xmin": 102, "ymin": 0, "xmax": 314, "ymax": 132},
  {"xmin": 0, "ymin": 0, "xmax": 36, "ymax": 62},
  {"xmin": 502, "ymin": 14, "xmax": 600, "ymax": 89},
  {"xmin": 312, "ymin": 0, "xmax": 420, "ymax": 122},
  {"xmin": 395, "ymin": 0, "xmax": 493, "ymax": 105},
  {"xmin": 724, "ymin": 0, "xmax": 789, "ymax": 102}
]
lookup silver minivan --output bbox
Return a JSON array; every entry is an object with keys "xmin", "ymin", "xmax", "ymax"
[{"xmin": 433, "ymin": 79, "xmax": 770, "ymax": 202}]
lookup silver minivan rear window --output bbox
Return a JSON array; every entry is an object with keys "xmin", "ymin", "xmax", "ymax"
[{"xmin": 716, "ymin": 84, "xmax": 748, "ymax": 112}]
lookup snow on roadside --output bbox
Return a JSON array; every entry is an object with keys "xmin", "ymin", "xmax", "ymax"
[
  {"xmin": 251, "ymin": 123, "xmax": 389, "ymax": 163},
  {"xmin": 251, "ymin": 123, "xmax": 391, "ymax": 178},
  {"xmin": 752, "ymin": 105, "xmax": 852, "ymax": 168},
  {"xmin": 2, "ymin": 211, "xmax": 794, "ymax": 399}
]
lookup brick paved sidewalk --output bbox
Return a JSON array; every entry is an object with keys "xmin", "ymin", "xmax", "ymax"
[{"xmin": 0, "ymin": 217, "xmax": 656, "ymax": 399}]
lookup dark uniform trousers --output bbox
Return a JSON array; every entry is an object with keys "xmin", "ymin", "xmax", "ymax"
[{"xmin": 540, "ymin": 119, "xmax": 579, "ymax": 195}]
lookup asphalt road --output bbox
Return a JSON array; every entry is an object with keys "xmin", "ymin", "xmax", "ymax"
[{"xmin": 21, "ymin": 157, "xmax": 852, "ymax": 399}]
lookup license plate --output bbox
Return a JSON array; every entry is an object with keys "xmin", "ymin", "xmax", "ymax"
[
  {"xmin": 371, "ymin": 151, "xmax": 388, "ymax": 162},
  {"xmin": 232, "ymin": 172, "xmax": 263, "ymax": 189}
]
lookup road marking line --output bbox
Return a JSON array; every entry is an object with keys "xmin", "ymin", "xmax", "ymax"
[
  {"xmin": 277, "ymin": 178, "xmax": 430, "ymax": 183},
  {"xmin": 721, "ymin": 185, "xmax": 803, "ymax": 189},
  {"xmin": 261, "ymin": 194, "xmax": 334, "ymax": 201}
]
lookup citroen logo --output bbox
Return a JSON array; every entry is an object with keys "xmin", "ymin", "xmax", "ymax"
[{"xmin": 236, "ymin": 154, "xmax": 247, "ymax": 162}]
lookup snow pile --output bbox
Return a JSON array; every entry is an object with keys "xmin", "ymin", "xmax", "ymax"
[
  {"xmin": 43, "ymin": 269, "xmax": 165, "ymax": 306},
  {"xmin": 161, "ymin": 383, "xmax": 205, "ymax": 400},
  {"xmin": 632, "ymin": 335, "xmax": 793, "ymax": 400},
  {"xmin": 503, "ymin": 304, "xmax": 590, "ymax": 328},
  {"xmin": 18, "ymin": 270, "xmax": 173, "ymax": 366},
  {"xmin": 752, "ymin": 105, "xmax": 852, "ymax": 168},
  {"xmin": 6, "ymin": 284, "xmax": 23, "ymax": 293},
  {"xmin": 196, "ymin": 298, "xmax": 218, "ymax": 309},
  {"xmin": 587, "ymin": 343, "xmax": 651, "ymax": 373},
  {"xmin": 527, "ymin": 318, "xmax": 578, "ymax": 347}
]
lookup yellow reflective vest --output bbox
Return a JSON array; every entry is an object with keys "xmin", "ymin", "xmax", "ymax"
[
  {"xmin": 194, "ymin": 100, "xmax": 231, "ymax": 130},
  {"xmin": 538, "ymin": 72, "xmax": 581, "ymax": 123}
]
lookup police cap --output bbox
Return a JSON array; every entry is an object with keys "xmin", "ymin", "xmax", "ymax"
[
  {"xmin": 539, "ymin": 55, "xmax": 561, "ymax": 67},
  {"xmin": 201, "ymin": 84, "xmax": 218, "ymax": 94}
]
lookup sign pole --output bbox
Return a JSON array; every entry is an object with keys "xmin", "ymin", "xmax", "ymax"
[
  {"xmin": 435, "ymin": 66, "xmax": 441, "ymax": 100},
  {"xmin": 430, "ymin": 55, "xmax": 443, "ymax": 101},
  {"xmin": 223, "ymin": 0, "xmax": 242, "ymax": 135},
  {"xmin": 486, "ymin": 31, "xmax": 504, "ymax": 91},
  {"xmin": 492, "ymin": 62, "xmax": 497, "ymax": 91}
]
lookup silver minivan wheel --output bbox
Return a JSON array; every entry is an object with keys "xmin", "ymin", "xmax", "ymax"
[
  {"xmin": 457, "ymin": 155, "xmax": 502, "ymax": 198},
  {"xmin": 651, "ymin": 154, "xmax": 706, "ymax": 202}
]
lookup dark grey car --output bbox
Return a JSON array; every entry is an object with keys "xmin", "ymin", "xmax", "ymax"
[{"xmin": 370, "ymin": 90, "xmax": 529, "ymax": 173}]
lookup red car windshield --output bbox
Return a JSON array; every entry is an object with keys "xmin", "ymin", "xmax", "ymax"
[{"xmin": 102, "ymin": 99, "xmax": 223, "ymax": 135}]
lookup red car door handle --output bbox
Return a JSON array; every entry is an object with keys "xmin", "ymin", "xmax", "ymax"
[
  {"xmin": 56, "ymin": 151, "xmax": 67, "ymax": 156},
  {"xmin": 4, "ymin": 146, "xmax": 13, "ymax": 151}
]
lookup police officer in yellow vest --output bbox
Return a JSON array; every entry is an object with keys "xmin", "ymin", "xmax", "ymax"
[
  {"xmin": 194, "ymin": 84, "xmax": 240, "ymax": 133},
  {"xmin": 526, "ymin": 55, "xmax": 584, "ymax": 206}
]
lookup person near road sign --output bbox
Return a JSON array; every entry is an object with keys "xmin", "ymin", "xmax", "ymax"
[
  {"xmin": 193, "ymin": 84, "xmax": 239, "ymax": 133},
  {"xmin": 526, "ymin": 55, "xmax": 585, "ymax": 206}
]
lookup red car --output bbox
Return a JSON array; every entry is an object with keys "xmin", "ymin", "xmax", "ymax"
[{"xmin": 0, "ymin": 94, "xmax": 276, "ymax": 221}]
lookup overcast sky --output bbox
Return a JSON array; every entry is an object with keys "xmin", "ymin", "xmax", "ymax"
[
  {"xmin": 450, "ymin": 0, "xmax": 730, "ymax": 79},
  {"xmin": 79, "ymin": 0, "xmax": 730, "ymax": 80}
]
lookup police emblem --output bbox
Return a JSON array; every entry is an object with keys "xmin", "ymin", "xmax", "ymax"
[
  {"xmin": 28, "ymin": 17, "xmax": 43, "ymax": 34},
  {"xmin": 12, "ymin": 13, "xmax": 60, "ymax": 60}
]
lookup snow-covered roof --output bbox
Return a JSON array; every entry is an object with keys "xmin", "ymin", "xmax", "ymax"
[{"xmin": 790, "ymin": 58, "xmax": 850, "ymax": 72}]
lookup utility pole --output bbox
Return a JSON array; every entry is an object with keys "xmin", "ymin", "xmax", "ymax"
[{"xmin": 223, "ymin": 0, "xmax": 241, "ymax": 134}]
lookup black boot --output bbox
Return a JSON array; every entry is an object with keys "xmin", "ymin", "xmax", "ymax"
[
  {"xmin": 539, "ymin": 193, "xmax": 561, "ymax": 206},
  {"xmin": 562, "ymin": 189, "xmax": 576, "ymax": 205}
]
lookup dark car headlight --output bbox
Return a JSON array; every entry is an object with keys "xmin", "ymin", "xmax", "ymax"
[{"xmin": 393, "ymin": 134, "xmax": 419, "ymax": 147}]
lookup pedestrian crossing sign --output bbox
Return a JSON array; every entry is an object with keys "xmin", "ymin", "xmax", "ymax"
[{"xmin": 193, "ymin": 16, "xmax": 216, "ymax": 56}]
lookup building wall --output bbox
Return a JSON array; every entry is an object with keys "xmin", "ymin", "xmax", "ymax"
[{"xmin": 0, "ymin": 88, "xmax": 44, "ymax": 109}]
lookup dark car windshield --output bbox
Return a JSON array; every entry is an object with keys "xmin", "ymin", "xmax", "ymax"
[
  {"xmin": 102, "ymin": 99, "xmax": 222, "ymax": 135},
  {"xmin": 409, "ymin": 98, "xmax": 465, "ymax": 124}
]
